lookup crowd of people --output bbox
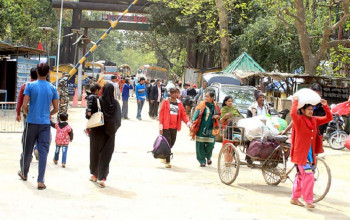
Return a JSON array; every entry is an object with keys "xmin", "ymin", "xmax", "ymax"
[{"xmin": 15, "ymin": 63, "xmax": 334, "ymax": 209}]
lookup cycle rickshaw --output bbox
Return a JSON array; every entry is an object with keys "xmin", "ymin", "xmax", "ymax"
[{"xmin": 217, "ymin": 118, "xmax": 331, "ymax": 203}]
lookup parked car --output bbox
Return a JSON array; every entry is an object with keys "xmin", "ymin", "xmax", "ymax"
[{"xmin": 203, "ymin": 72, "xmax": 241, "ymax": 86}]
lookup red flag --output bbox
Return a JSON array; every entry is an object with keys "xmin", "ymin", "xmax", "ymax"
[{"xmin": 37, "ymin": 42, "xmax": 44, "ymax": 50}]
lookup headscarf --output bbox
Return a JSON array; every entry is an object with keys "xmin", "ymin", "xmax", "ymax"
[{"xmin": 102, "ymin": 83, "xmax": 121, "ymax": 135}]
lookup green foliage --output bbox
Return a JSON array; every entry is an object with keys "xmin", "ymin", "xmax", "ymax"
[
  {"xmin": 0, "ymin": 0, "xmax": 57, "ymax": 47},
  {"xmin": 317, "ymin": 45, "xmax": 350, "ymax": 77}
]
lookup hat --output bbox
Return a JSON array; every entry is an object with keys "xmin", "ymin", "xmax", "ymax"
[{"xmin": 254, "ymin": 90, "xmax": 264, "ymax": 100}]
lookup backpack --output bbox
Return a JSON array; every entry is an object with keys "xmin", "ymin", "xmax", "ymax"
[{"xmin": 150, "ymin": 135, "xmax": 172, "ymax": 159}]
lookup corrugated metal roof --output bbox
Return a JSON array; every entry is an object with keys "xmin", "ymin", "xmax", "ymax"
[
  {"xmin": 223, "ymin": 52, "xmax": 266, "ymax": 74},
  {"xmin": 0, "ymin": 41, "xmax": 46, "ymax": 56}
]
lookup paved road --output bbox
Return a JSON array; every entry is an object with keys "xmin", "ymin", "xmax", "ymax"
[{"xmin": 1, "ymin": 98, "xmax": 349, "ymax": 220}]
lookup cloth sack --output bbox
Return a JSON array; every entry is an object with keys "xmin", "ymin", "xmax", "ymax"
[
  {"xmin": 151, "ymin": 135, "xmax": 172, "ymax": 159},
  {"xmin": 86, "ymin": 99, "xmax": 104, "ymax": 128},
  {"xmin": 292, "ymin": 88, "xmax": 321, "ymax": 109},
  {"xmin": 247, "ymin": 139, "xmax": 290, "ymax": 160},
  {"xmin": 331, "ymin": 101, "xmax": 350, "ymax": 116}
]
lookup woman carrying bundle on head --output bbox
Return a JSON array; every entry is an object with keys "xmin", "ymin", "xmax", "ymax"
[{"xmin": 290, "ymin": 96, "xmax": 332, "ymax": 209}]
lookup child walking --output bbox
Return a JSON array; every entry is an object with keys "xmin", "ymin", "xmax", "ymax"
[
  {"xmin": 52, "ymin": 113, "xmax": 73, "ymax": 168},
  {"xmin": 290, "ymin": 97, "xmax": 332, "ymax": 208},
  {"xmin": 159, "ymin": 87, "xmax": 191, "ymax": 168}
]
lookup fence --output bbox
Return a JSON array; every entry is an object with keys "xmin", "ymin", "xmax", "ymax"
[{"xmin": 0, "ymin": 102, "xmax": 24, "ymax": 133}]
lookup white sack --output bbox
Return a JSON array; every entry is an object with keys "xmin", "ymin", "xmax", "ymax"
[
  {"xmin": 237, "ymin": 117, "xmax": 265, "ymax": 141},
  {"xmin": 293, "ymin": 88, "xmax": 321, "ymax": 109}
]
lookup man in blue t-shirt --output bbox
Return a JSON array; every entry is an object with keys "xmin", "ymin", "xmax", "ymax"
[
  {"xmin": 135, "ymin": 77, "xmax": 147, "ymax": 120},
  {"xmin": 18, "ymin": 63, "xmax": 59, "ymax": 190}
]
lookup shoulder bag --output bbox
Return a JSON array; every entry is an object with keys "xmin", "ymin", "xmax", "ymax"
[{"xmin": 86, "ymin": 98, "xmax": 104, "ymax": 128}]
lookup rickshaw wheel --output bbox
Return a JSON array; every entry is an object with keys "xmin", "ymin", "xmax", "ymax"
[
  {"xmin": 262, "ymin": 165, "xmax": 282, "ymax": 186},
  {"xmin": 218, "ymin": 143, "xmax": 240, "ymax": 185}
]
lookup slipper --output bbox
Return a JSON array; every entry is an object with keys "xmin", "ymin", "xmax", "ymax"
[
  {"xmin": 290, "ymin": 199, "xmax": 304, "ymax": 207},
  {"xmin": 37, "ymin": 183, "xmax": 46, "ymax": 190},
  {"xmin": 98, "ymin": 180, "xmax": 105, "ymax": 188},
  {"xmin": 18, "ymin": 171, "xmax": 27, "ymax": 181},
  {"xmin": 89, "ymin": 175, "xmax": 97, "ymax": 182}
]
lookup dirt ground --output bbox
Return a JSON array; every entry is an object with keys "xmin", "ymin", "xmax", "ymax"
[{"xmin": 1, "ymin": 98, "xmax": 349, "ymax": 220}]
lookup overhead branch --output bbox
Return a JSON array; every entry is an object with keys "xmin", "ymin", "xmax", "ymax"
[
  {"xmin": 276, "ymin": 11, "xmax": 290, "ymax": 27},
  {"xmin": 327, "ymin": 40, "xmax": 350, "ymax": 48},
  {"xmin": 282, "ymin": 8, "xmax": 303, "ymax": 24}
]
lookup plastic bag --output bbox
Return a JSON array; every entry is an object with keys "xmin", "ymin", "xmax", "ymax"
[
  {"xmin": 264, "ymin": 117, "xmax": 280, "ymax": 138},
  {"xmin": 331, "ymin": 101, "xmax": 350, "ymax": 116},
  {"xmin": 237, "ymin": 117, "xmax": 266, "ymax": 141},
  {"xmin": 293, "ymin": 88, "xmax": 321, "ymax": 109},
  {"xmin": 269, "ymin": 117, "xmax": 288, "ymax": 132}
]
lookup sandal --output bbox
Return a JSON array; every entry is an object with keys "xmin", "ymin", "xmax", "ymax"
[
  {"xmin": 207, "ymin": 160, "xmax": 212, "ymax": 165},
  {"xmin": 290, "ymin": 199, "xmax": 304, "ymax": 207},
  {"xmin": 18, "ymin": 171, "xmax": 27, "ymax": 181},
  {"xmin": 98, "ymin": 179, "xmax": 106, "ymax": 188},
  {"xmin": 62, "ymin": 164, "xmax": 66, "ymax": 168},
  {"xmin": 306, "ymin": 203, "xmax": 315, "ymax": 209},
  {"xmin": 53, "ymin": 159, "xmax": 58, "ymax": 165},
  {"xmin": 37, "ymin": 183, "xmax": 46, "ymax": 190},
  {"xmin": 89, "ymin": 175, "xmax": 97, "ymax": 182},
  {"xmin": 200, "ymin": 163, "xmax": 206, "ymax": 167}
]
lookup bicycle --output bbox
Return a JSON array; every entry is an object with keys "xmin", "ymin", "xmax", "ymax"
[{"xmin": 217, "ymin": 119, "xmax": 331, "ymax": 203}]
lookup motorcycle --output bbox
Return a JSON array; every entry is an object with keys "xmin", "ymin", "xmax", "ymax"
[{"xmin": 324, "ymin": 114, "xmax": 347, "ymax": 150}]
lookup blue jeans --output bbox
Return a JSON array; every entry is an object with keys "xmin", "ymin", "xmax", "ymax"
[
  {"xmin": 137, "ymin": 99, "xmax": 145, "ymax": 118},
  {"xmin": 54, "ymin": 146, "xmax": 68, "ymax": 164},
  {"xmin": 20, "ymin": 123, "xmax": 51, "ymax": 183}
]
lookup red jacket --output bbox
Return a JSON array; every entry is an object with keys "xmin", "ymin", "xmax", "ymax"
[
  {"xmin": 290, "ymin": 100, "xmax": 333, "ymax": 165},
  {"xmin": 16, "ymin": 79, "xmax": 36, "ymax": 116},
  {"xmin": 159, "ymin": 99, "xmax": 189, "ymax": 131}
]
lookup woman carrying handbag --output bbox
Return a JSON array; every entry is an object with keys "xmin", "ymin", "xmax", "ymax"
[{"xmin": 87, "ymin": 83, "xmax": 121, "ymax": 188}]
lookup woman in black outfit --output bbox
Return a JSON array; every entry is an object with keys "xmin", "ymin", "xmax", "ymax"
[{"xmin": 88, "ymin": 83, "xmax": 121, "ymax": 188}]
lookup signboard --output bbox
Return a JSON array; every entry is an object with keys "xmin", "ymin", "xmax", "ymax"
[
  {"xmin": 16, "ymin": 58, "xmax": 39, "ymax": 100},
  {"xmin": 102, "ymin": 14, "xmax": 149, "ymax": 23},
  {"xmin": 323, "ymin": 87, "xmax": 349, "ymax": 101}
]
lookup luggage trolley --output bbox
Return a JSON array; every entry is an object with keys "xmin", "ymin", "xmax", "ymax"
[{"xmin": 217, "ymin": 117, "xmax": 331, "ymax": 203}]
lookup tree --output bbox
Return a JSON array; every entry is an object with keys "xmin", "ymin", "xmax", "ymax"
[
  {"xmin": 0, "ymin": 0, "xmax": 57, "ymax": 47},
  {"xmin": 276, "ymin": 0, "xmax": 350, "ymax": 75},
  {"xmin": 215, "ymin": 0, "xmax": 230, "ymax": 68}
]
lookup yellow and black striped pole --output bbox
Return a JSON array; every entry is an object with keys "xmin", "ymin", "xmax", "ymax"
[{"xmin": 68, "ymin": 0, "xmax": 139, "ymax": 76}]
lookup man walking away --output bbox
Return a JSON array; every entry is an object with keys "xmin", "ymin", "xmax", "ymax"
[
  {"xmin": 150, "ymin": 79, "xmax": 162, "ymax": 119},
  {"xmin": 121, "ymin": 78, "xmax": 133, "ymax": 119},
  {"xmin": 111, "ymin": 75, "xmax": 121, "ymax": 100},
  {"xmin": 135, "ymin": 77, "xmax": 147, "ymax": 120},
  {"xmin": 18, "ymin": 63, "xmax": 59, "ymax": 190}
]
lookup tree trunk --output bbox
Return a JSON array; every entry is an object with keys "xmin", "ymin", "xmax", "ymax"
[
  {"xmin": 294, "ymin": 0, "xmax": 317, "ymax": 75},
  {"xmin": 215, "ymin": 0, "xmax": 230, "ymax": 69}
]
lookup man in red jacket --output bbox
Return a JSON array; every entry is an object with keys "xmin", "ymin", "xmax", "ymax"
[
  {"xmin": 16, "ymin": 68, "xmax": 39, "ymax": 160},
  {"xmin": 159, "ymin": 87, "xmax": 192, "ymax": 168}
]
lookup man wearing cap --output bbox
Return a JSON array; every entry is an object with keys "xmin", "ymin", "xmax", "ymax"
[
  {"xmin": 111, "ymin": 75, "xmax": 121, "ymax": 100},
  {"xmin": 57, "ymin": 73, "xmax": 69, "ymax": 122},
  {"xmin": 247, "ymin": 90, "xmax": 270, "ymax": 118}
]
